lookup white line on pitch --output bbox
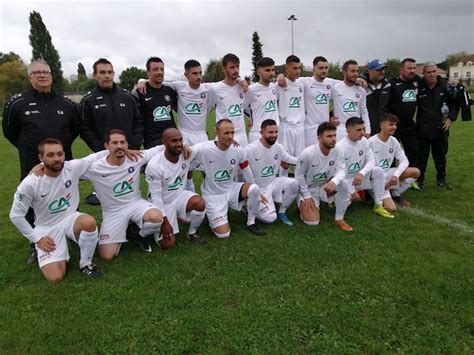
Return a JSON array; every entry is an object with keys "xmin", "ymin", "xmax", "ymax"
[{"xmin": 401, "ymin": 206, "xmax": 473, "ymax": 234}]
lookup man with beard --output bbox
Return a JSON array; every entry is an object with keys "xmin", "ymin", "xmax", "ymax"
[
  {"xmin": 244, "ymin": 119, "xmax": 299, "ymax": 226},
  {"xmin": 9, "ymin": 138, "xmax": 102, "ymax": 283},
  {"xmin": 145, "ymin": 128, "xmax": 206, "ymax": 248},
  {"xmin": 332, "ymin": 60, "xmax": 370, "ymax": 141},
  {"xmin": 296, "ymin": 122, "xmax": 352, "ymax": 232},
  {"xmin": 244, "ymin": 57, "xmax": 279, "ymax": 143}
]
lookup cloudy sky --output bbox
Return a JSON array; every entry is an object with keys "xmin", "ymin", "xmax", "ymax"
[{"xmin": 1, "ymin": 0, "xmax": 473, "ymax": 81}]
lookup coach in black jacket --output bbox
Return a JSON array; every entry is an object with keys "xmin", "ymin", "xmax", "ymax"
[{"xmin": 416, "ymin": 62, "xmax": 461, "ymax": 190}]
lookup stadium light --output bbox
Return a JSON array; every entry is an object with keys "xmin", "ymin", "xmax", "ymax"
[{"xmin": 287, "ymin": 15, "xmax": 298, "ymax": 55}]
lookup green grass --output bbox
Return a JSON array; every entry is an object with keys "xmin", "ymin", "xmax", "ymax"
[{"xmin": 0, "ymin": 111, "xmax": 473, "ymax": 353}]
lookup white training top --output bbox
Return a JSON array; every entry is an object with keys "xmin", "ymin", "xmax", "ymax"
[
  {"xmin": 295, "ymin": 144, "xmax": 346, "ymax": 198},
  {"xmin": 244, "ymin": 139, "xmax": 298, "ymax": 188},
  {"xmin": 368, "ymin": 134, "xmax": 409, "ymax": 178},
  {"xmin": 244, "ymin": 82, "xmax": 279, "ymax": 131},
  {"xmin": 192, "ymin": 141, "xmax": 247, "ymax": 195},
  {"xmin": 337, "ymin": 136, "xmax": 375, "ymax": 179},
  {"xmin": 145, "ymin": 150, "xmax": 195, "ymax": 214},
  {"xmin": 167, "ymin": 81, "xmax": 212, "ymax": 132},
  {"xmin": 83, "ymin": 145, "xmax": 164, "ymax": 212},
  {"xmin": 210, "ymin": 81, "xmax": 246, "ymax": 134},
  {"xmin": 9, "ymin": 151, "xmax": 106, "ymax": 242},
  {"xmin": 332, "ymin": 81, "xmax": 371, "ymax": 134},
  {"xmin": 275, "ymin": 78, "xmax": 305, "ymax": 125},
  {"xmin": 301, "ymin": 77, "xmax": 340, "ymax": 127}
]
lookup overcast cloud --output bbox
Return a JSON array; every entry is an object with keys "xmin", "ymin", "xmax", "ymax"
[{"xmin": 1, "ymin": 0, "xmax": 473, "ymax": 81}]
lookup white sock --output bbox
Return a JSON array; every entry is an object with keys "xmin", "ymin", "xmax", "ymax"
[
  {"xmin": 187, "ymin": 210, "xmax": 205, "ymax": 235},
  {"xmin": 335, "ymin": 180, "xmax": 351, "ymax": 220},
  {"xmin": 139, "ymin": 221, "xmax": 162, "ymax": 237},
  {"xmin": 392, "ymin": 178, "xmax": 416, "ymax": 197},
  {"xmin": 185, "ymin": 178, "xmax": 195, "ymax": 192},
  {"xmin": 279, "ymin": 179, "xmax": 299, "ymax": 213},
  {"xmin": 246, "ymin": 184, "xmax": 261, "ymax": 226},
  {"xmin": 371, "ymin": 167, "xmax": 385, "ymax": 205},
  {"xmin": 78, "ymin": 229, "xmax": 98, "ymax": 268},
  {"xmin": 279, "ymin": 167, "xmax": 288, "ymax": 177}
]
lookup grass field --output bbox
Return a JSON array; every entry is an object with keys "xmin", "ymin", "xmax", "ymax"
[{"xmin": 0, "ymin": 111, "xmax": 473, "ymax": 353}]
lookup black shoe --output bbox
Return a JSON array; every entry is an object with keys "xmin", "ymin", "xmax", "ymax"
[
  {"xmin": 187, "ymin": 232, "xmax": 207, "ymax": 245},
  {"xmin": 85, "ymin": 192, "xmax": 101, "ymax": 205},
  {"xmin": 126, "ymin": 222, "xmax": 140, "ymax": 241},
  {"xmin": 418, "ymin": 181, "xmax": 425, "ymax": 192},
  {"xmin": 137, "ymin": 237, "xmax": 153, "ymax": 253},
  {"xmin": 247, "ymin": 223, "xmax": 265, "ymax": 236},
  {"xmin": 26, "ymin": 247, "xmax": 38, "ymax": 264},
  {"xmin": 79, "ymin": 263, "xmax": 102, "ymax": 278},
  {"xmin": 436, "ymin": 180, "xmax": 452, "ymax": 190},
  {"xmin": 392, "ymin": 196, "xmax": 412, "ymax": 207}
]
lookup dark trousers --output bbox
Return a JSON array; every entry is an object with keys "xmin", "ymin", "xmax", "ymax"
[
  {"xmin": 394, "ymin": 128, "xmax": 419, "ymax": 168},
  {"xmin": 418, "ymin": 133, "xmax": 449, "ymax": 183}
]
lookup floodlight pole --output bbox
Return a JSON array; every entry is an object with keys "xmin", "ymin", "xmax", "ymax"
[{"xmin": 288, "ymin": 15, "xmax": 297, "ymax": 55}]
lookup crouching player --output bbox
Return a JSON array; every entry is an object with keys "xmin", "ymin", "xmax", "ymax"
[
  {"xmin": 369, "ymin": 113, "xmax": 420, "ymax": 213},
  {"xmin": 338, "ymin": 117, "xmax": 394, "ymax": 218},
  {"xmin": 296, "ymin": 122, "xmax": 353, "ymax": 231},
  {"xmin": 145, "ymin": 128, "xmax": 206, "ymax": 248}
]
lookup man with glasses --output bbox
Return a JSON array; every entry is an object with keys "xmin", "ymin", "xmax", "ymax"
[{"xmin": 3, "ymin": 59, "xmax": 80, "ymax": 264}]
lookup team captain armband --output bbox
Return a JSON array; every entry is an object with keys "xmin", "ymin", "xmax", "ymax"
[{"xmin": 239, "ymin": 160, "xmax": 249, "ymax": 169}]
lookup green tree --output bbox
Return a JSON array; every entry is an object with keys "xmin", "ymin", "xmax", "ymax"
[
  {"xmin": 0, "ymin": 59, "xmax": 28, "ymax": 108},
  {"xmin": 119, "ymin": 66, "xmax": 147, "ymax": 91},
  {"xmin": 0, "ymin": 52, "xmax": 22, "ymax": 65},
  {"xmin": 438, "ymin": 51, "xmax": 470, "ymax": 71},
  {"xmin": 77, "ymin": 62, "xmax": 87, "ymax": 81},
  {"xmin": 203, "ymin": 59, "xmax": 224, "ymax": 82},
  {"xmin": 384, "ymin": 58, "xmax": 401, "ymax": 79},
  {"xmin": 28, "ymin": 11, "xmax": 64, "ymax": 91},
  {"xmin": 328, "ymin": 62, "xmax": 343, "ymax": 80},
  {"xmin": 251, "ymin": 31, "xmax": 264, "ymax": 82}
]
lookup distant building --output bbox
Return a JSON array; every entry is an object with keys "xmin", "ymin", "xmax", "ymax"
[{"xmin": 449, "ymin": 55, "xmax": 474, "ymax": 81}]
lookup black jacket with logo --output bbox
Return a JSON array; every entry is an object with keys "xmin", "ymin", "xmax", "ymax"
[
  {"xmin": 361, "ymin": 72, "xmax": 391, "ymax": 134},
  {"xmin": 80, "ymin": 83, "xmax": 143, "ymax": 151},
  {"xmin": 133, "ymin": 83, "xmax": 177, "ymax": 149},
  {"xmin": 387, "ymin": 76, "xmax": 422, "ymax": 131},
  {"xmin": 2, "ymin": 88, "xmax": 79, "ymax": 179}
]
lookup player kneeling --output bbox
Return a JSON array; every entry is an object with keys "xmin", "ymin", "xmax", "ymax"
[
  {"xmin": 339, "ymin": 117, "xmax": 394, "ymax": 218},
  {"xmin": 296, "ymin": 122, "xmax": 353, "ymax": 232},
  {"xmin": 369, "ymin": 113, "xmax": 420, "ymax": 213},
  {"xmin": 146, "ymin": 128, "xmax": 206, "ymax": 248}
]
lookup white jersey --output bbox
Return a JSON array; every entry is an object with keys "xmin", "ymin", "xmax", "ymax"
[
  {"xmin": 145, "ymin": 151, "xmax": 194, "ymax": 213},
  {"xmin": 332, "ymin": 81, "xmax": 371, "ymax": 134},
  {"xmin": 9, "ymin": 151, "xmax": 106, "ymax": 242},
  {"xmin": 210, "ymin": 81, "xmax": 245, "ymax": 134},
  {"xmin": 275, "ymin": 78, "xmax": 305, "ymax": 125},
  {"xmin": 167, "ymin": 81, "xmax": 211, "ymax": 132},
  {"xmin": 337, "ymin": 137, "xmax": 375, "ymax": 179},
  {"xmin": 244, "ymin": 140, "xmax": 298, "ymax": 189},
  {"xmin": 244, "ymin": 82, "xmax": 279, "ymax": 131},
  {"xmin": 295, "ymin": 144, "xmax": 346, "ymax": 198},
  {"xmin": 192, "ymin": 141, "xmax": 247, "ymax": 196},
  {"xmin": 368, "ymin": 135, "xmax": 409, "ymax": 178},
  {"xmin": 83, "ymin": 145, "xmax": 164, "ymax": 212},
  {"xmin": 302, "ymin": 77, "xmax": 340, "ymax": 127}
]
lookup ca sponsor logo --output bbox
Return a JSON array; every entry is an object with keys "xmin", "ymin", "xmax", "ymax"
[
  {"xmin": 289, "ymin": 97, "xmax": 302, "ymax": 108},
  {"xmin": 314, "ymin": 93, "xmax": 329, "ymax": 104},
  {"xmin": 402, "ymin": 89, "xmax": 417, "ymax": 102},
  {"xmin": 168, "ymin": 176, "xmax": 183, "ymax": 191},
  {"xmin": 348, "ymin": 162, "xmax": 361, "ymax": 173},
  {"xmin": 153, "ymin": 106, "xmax": 172, "ymax": 121},
  {"xmin": 113, "ymin": 177, "xmax": 134, "ymax": 197},
  {"xmin": 214, "ymin": 169, "xmax": 232, "ymax": 182},
  {"xmin": 228, "ymin": 104, "xmax": 242, "ymax": 117},
  {"xmin": 185, "ymin": 102, "xmax": 203, "ymax": 115},
  {"xmin": 264, "ymin": 100, "xmax": 277, "ymax": 112},
  {"xmin": 379, "ymin": 159, "xmax": 390, "ymax": 169},
  {"xmin": 260, "ymin": 166, "xmax": 275, "ymax": 177},
  {"xmin": 312, "ymin": 172, "xmax": 328, "ymax": 182},
  {"xmin": 48, "ymin": 193, "xmax": 71, "ymax": 214},
  {"xmin": 343, "ymin": 101, "xmax": 358, "ymax": 112}
]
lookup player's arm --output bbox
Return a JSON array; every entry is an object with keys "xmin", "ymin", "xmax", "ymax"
[
  {"xmin": 393, "ymin": 144, "xmax": 409, "ymax": 178},
  {"xmin": 359, "ymin": 145, "xmax": 375, "ymax": 177},
  {"xmin": 9, "ymin": 184, "xmax": 36, "ymax": 242},
  {"xmin": 330, "ymin": 150, "xmax": 347, "ymax": 186},
  {"xmin": 360, "ymin": 93, "xmax": 371, "ymax": 136},
  {"xmin": 239, "ymin": 157, "xmax": 255, "ymax": 184},
  {"xmin": 145, "ymin": 166, "xmax": 167, "ymax": 216},
  {"xmin": 2, "ymin": 96, "xmax": 21, "ymax": 147},
  {"xmin": 295, "ymin": 153, "xmax": 311, "ymax": 199},
  {"xmin": 281, "ymin": 147, "xmax": 298, "ymax": 165}
]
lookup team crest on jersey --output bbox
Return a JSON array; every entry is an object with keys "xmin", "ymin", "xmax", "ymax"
[
  {"xmin": 239, "ymin": 93, "xmax": 244, "ymax": 99},
  {"xmin": 315, "ymin": 93, "xmax": 329, "ymax": 104},
  {"xmin": 413, "ymin": 81, "xmax": 418, "ymax": 88},
  {"xmin": 57, "ymin": 110, "xmax": 64, "ymax": 115},
  {"xmin": 402, "ymin": 89, "xmax": 417, "ymax": 102},
  {"xmin": 230, "ymin": 158, "xmax": 236, "ymax": 165},
  {"xmin": 185, "ymin": 102, "xmax": 203, "ymax": 115},
  {"xmin": 15, "ymin": 192, "xmax": 24, "ymax": 201},
  {"xmin": 48, "ymin": 193, "xmax": 71, "ymax": 214},
  {"xmin": 120, "ymin": 103, "xmax": 126, "ymax": 107},
  {"xmin": 389, "ymin": 148, "xmax": 394, "ymax": 153},
  {"xmin": 289, "ymin": 97, "xmax": 302, "ymax": 108},
  {"xmin": 265, "ymin": 100, "xmax": 277, "ymax": 113},
  {"xmin": 128, "ymin": 167, "xmax": 135, "ymax": 173},
  {"xmin": 182, "ymin": 163, "xmax": 187, "ymax": 170},
  {"xmin": 164, "ymin": 95, "xmax": 171, "ymax": 102},
  {"xmin": 299, "ymin": 87, "xmax": 303, "ymax": 93},
  {"xmin": 274, "ymin": 154, "xmax": 279, "ymax": 160},
  {"xmin": 260, "ymin": 166, "xmax": 275, "ymax": 177},
  {"xmin": 214, "ymin": 169, "xmax": 232, "ymax": 182},
  {"xmin": 113, "ymin": 177, "xmax": 134, "ymax": 197},
  {"xmin": 168, "ymin": 176, "xmax": 184, "ymax": 191},
  {"xmin": 146, "ymin": 175, "xmax": 154, "ymax": 182},
  {"xmin": 312, "ymin": 172, "xmax": 328, "ymax": 182},
  {"xmin": 359, "ymin": 150, "xmax": 364, "ymax": 156},
  {"xmin": 153, "ymin": 106, "xmax": 172, "ymax": 121},
  {"xmin": 65, "ymin": 180, "xmax": 72, "ymax": 188},
  {"xmin": 348, "ymin": 162, "xmax": 361, "ymax": 173},
  {"xmin": 327, "ymin": 85, "xmax": 331, "ymax": 89},
  {"xmin": 329, "ymin": 160, "xmax": 335, "ymax": 166},
  {"xmin": 272, "ymin": 89, "xmax": 275, "ymax": 95},
  {"xmin": 343, "ymin": 101, "xmax": 358, "ymax": 112},
  {"xmin": 200, "ymin": 93, "xmax": 206, "ymax": 99},
  {"xmin": 228, "ymin": 104, "xmax": 242, "ymax": 117},
  {"xmin": 355, "ymin": 93, "xmax": 360, "ymax": 98}
]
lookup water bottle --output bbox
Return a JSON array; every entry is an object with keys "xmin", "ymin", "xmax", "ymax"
[{"xmin": 441, "ymin": 102, "xmax": 449, "ymax": 118}]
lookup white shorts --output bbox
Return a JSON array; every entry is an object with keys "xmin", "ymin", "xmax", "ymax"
[
  {"xmin": 297, "ymin": 185, "xmax": 333, "ymax": 208},
  {"xmin": 248, "ymin": 129, "xmax": 260, "ymax": 144},
  {"xmin": 344, "ymin": 174, "xmax": 372, "ymax": 195},
  {"xmin": 163, "ymin": 190, "xmax": 197, "ymax": 234},
  {"xmin": 203, "ymin": 182, "xmax": 245, "ymax": 229},
  {"xmin": 33, "ymin": 212, "xmax": 83, "ymax": 268},
  {"xmin": 99, "ymin": 199, "xmax": 159, "ymax": 245},
  {"xmin": 278, "ymin": 122, "xmax": 305, "ymax": 157},
  {"xmin": 257, "ymin": 178, "xmax": 290, "ymax": 217},
  {"xmin": 180, "ymin": 128, "xmax": 209, "ymax": 146},
  {"xmin": 304, "ymin": 125, "xmax": 319, "ymax": 148}
]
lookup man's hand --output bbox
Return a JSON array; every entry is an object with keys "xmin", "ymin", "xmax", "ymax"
[
  {"xmin": 300, "ymin": 198, "xmax": 316, "ymax": 212},
  {"xmin": 356, "ymin": 78, "xmax": 368, "ymax": 89},
  {"xmin": 182, "ymin": 144, "xmax": 192, "ymax": 159},
  {"xmin": 276, "ymin": 74, "xmax": 287, "ymax": 88},
  {"xmin": 352, "ymin": 173, "xmax": 363, "ymax": 186},
  {"xmin": 240, "ymin": 79, "xmax": 248, "ymax": 94},
  {"xmin": 260, "ymin": 194, "xmax": 269, "ymax": 205},
  {"xmin": 30, "ymin": 163, "xmax": 45, "ymax": 177},
  {"xmin": 232, "ymin": 139, "xmax": 240, "ymax": 147},
  {"xmin": 160, "ymin": 217, "xmax": 174, "ymax": 241},
  {"xmin": 324, "ymin": 181, "xmax": 337, "ymax": 195},
  {"xmin": 330, "ymin": 116, "xmax": 340, "ymax": 127},
  {"xmin": 36, "ymin": 236, "xmax": 56, "ymax": 253},
  {"xmin": 442, "ymin": 118, "xmax": 453, "ymax": 131},
  {"xmin": 125, "ymin": 149, "xmax": 143, "ymax": 161},
  {"xmin": 136, "ymin": 80, "xmax": 147, "ymax": 95},
  {"xmin": 351, "ymin": 192, "xmax": 361, "ymax": 202},
  {"xmin": 385, "ymin": 176, "xmax": 399, "ymax": 190}
]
